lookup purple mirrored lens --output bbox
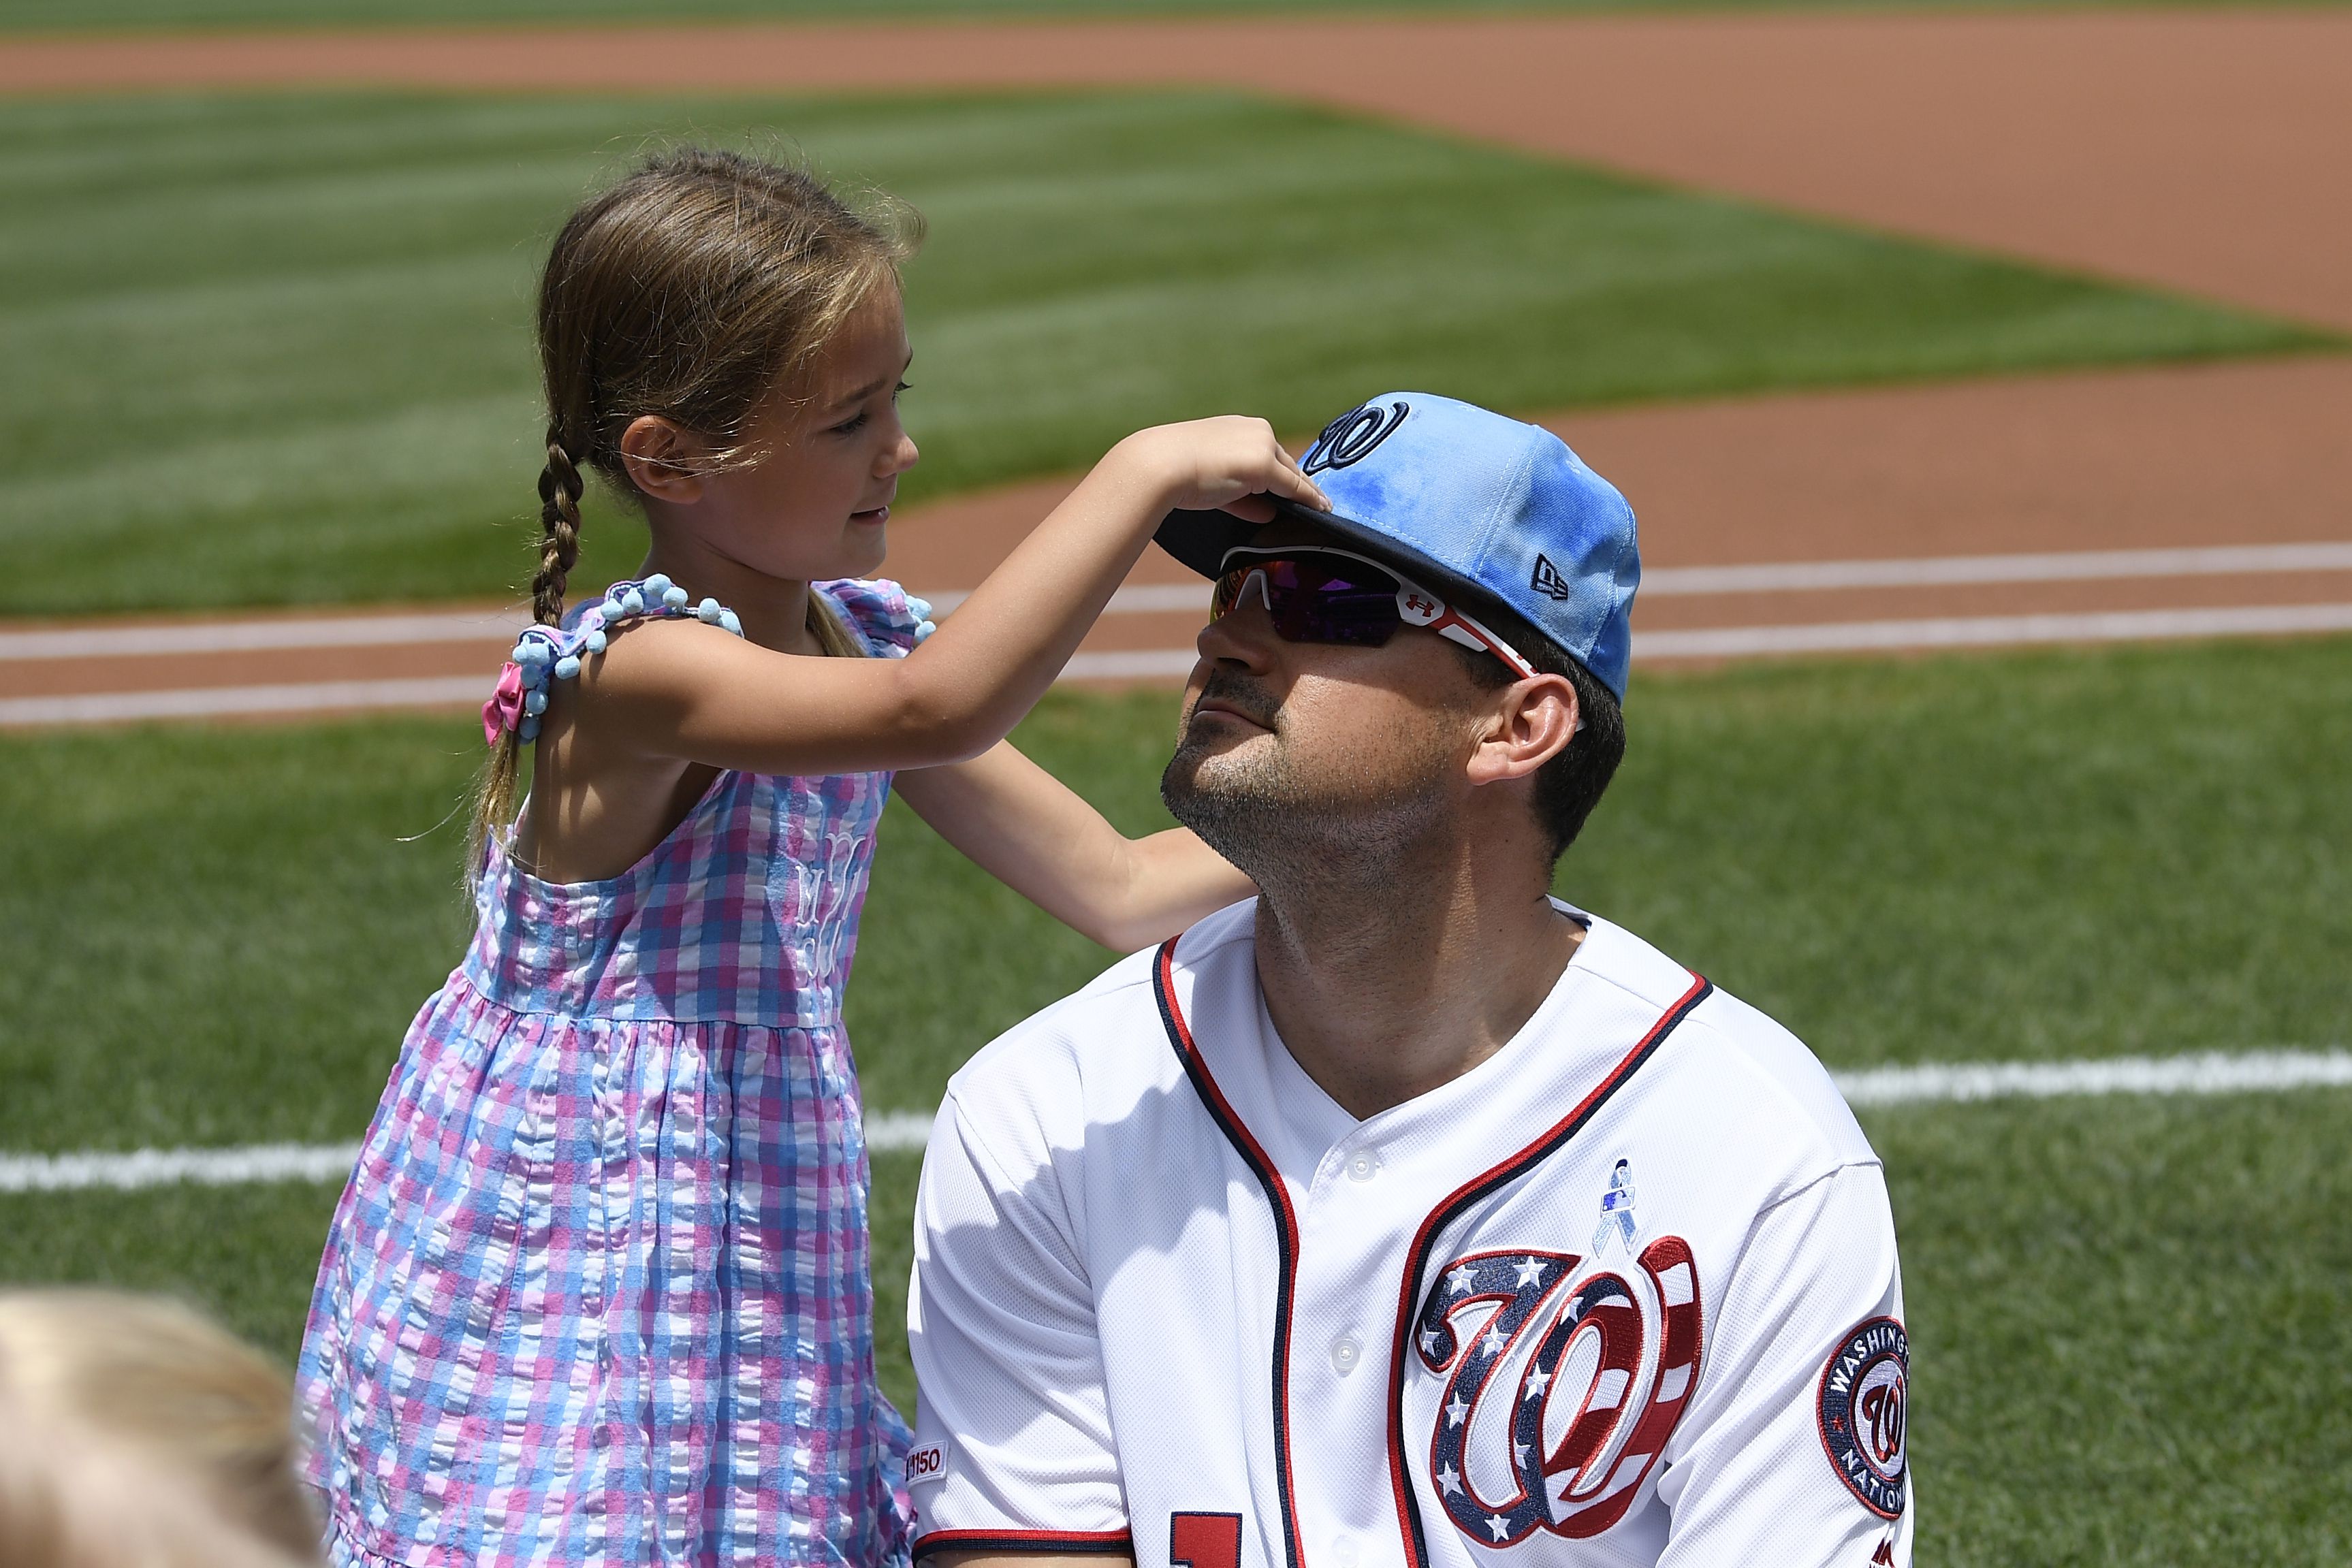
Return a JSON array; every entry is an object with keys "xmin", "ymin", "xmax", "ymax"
[{"xmin": 1215, "ymin": 554, "xmax": 1402, "ymax": 648}]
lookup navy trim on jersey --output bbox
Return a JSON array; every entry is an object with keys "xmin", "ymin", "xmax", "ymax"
[
  {"xmin": 1381, "ymin": 972, "xmax": 1714, "ymax": 1568},
  {"xmin": 912, "ymin": 1530, "xmax": 1137, "ymax": 1562},
  {"xmin": 1155, "ymin": 938, "xmax": 1305, "ymax": 1568}
]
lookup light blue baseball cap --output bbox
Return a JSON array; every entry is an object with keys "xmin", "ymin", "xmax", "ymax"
[{"xmin": 1155, "ymin": 393, "xmax": 1641, "ymax": 699}]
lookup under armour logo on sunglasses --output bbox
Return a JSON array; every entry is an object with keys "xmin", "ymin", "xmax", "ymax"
[{"xmin": 1303, "ymin": 400, "xmax": 1410, "ymax": 475}]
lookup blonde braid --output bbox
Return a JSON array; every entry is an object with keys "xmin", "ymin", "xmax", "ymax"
[
  {"xmin": 466, "ymin": 433, "xmax": 581, "ymax": 888},
  {"xmin": 532, "ymin": 434, "xmax": 585, "ymax": 627}
]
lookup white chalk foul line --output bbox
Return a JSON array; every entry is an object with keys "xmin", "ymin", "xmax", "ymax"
[
  {"xmin": 0, "ymin": 610, "xmax": 524, "ymax": 662},
  {"xmin": 1632, "ymin": 601, "xmax": 2352, "ymax": 659},
  {"xmin": 998, "ymin": 601, "xmax": 2352, "ymax": 682},
  {"xmin": 14, "ymin": 541, "xmax": 2343, "ymax": 667},
  {"xmin": 10, "ymin": 578, "xmax": 2350, "ymax": 727},
  {"xmin": 0, "ymin": 659, "xmax": 1197, "ymax": 726},
  {"xmin": 5, "ymin": 1051, "xmax": 2346, "ymax": 1194},
  {"xmin": 866, "ymin": 1110, "xmax": 938, "ymax": 1151},
  {"xmin": 1832, "ymin": 1048, "xmax": 2352, "ymax": 1106},
  {"xmin": 1059, "ymin": 647, "xmax": 1201, "ymax": 680},
  {"xmin": 1638, "ymin": 541, "xmax": 2352, "ymax": 597},
  {"xmin": 0, "ymin": 676, "xmax": 492, "ymax": 727},
  {"xmin": 896, "ymin": 544, "xmax": 2352, "ymax": 622},
  {"xmin": 0, "ymin": 1142, "xmax": 366, "ymax": 1193}
]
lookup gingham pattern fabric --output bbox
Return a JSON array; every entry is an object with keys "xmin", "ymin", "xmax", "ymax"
[{"xmin": 298, "ymin": 579, "xmax": 923, "ymax": 1568}]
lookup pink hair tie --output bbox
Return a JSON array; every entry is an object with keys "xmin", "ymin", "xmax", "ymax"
[{"xmin": 483, "ymin": 662, "xmax": 526, "ymax": 748}]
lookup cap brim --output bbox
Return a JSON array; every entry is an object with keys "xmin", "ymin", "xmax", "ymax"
[{"xmin": 1155, "ymin": 498, "xmax": 1525, "ymax": 639}]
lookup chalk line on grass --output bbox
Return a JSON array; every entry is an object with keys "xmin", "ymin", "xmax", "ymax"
[
  {"xmin": 0, "ymin": 609, "xmax": 526, "ymax": 663},
  {"xmin": 1833, "ymin": 1048, "xmax": 2352, "ymax": 1107},
  {"xmin": 18, "ymin": 600, "xmax": 2352, "ymax": 726},
  {"xmin": 3, "ymin": 1052, "xmax": 2345, "ymax": 1194},
  {"xmin": 1632, "ymin": 601, "xmax": 2352, "ymax": 660},
  {"xmin": 10, "ymin": 543, "xmax": 2345, "ymax": 667},
  {"xmin": 0, "ymin": 677, "xmax": 494, "ymax": 726},
  {"xmin": 904, "ymin": 543, "xmax": 2352, "ymax": 624},
  {"xmin": 1638, "ymin": 541, "xmax": 2352, "ymax": 597},
  {"xmin": 1017, "ymin": 601, "xmax": 2352, "ymax": 680},
  {"xmin": 0, "ymin": 1142, "xmax": 366, "ymax": 1193}
]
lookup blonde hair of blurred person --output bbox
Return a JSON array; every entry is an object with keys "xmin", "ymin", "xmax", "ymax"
[{"xmin": 0, "ymin": 1290, "xmax": 317, "ymax": 1568}]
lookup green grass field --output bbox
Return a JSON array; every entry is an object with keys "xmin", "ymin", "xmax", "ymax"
[
  {"xmin": 5, "ymin": 37, "xmax": 2349, "ymax": 1565},
  {"xmin": 8, "ymin": 0, "xmax": 2349, "ymax": 35},
  {"xmin": 3, "ymin": 637, "xmax": 2349, "ymax": 1562},
  {"xmin": 0, "ymin": 89, "xmax": 2318, "ymax": 616}
]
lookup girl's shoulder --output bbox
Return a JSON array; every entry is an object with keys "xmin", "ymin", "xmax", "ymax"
[
  {"xmin": 492, "ymin": 575, "xmax": 746, "ymax": 743},
  {"xmin": 560, "ymin": 574, "xmax": 744, "ymax": 641},
  {"xmin": 813, "ymin": 577, "xmax": 939, "ymax": 658}
]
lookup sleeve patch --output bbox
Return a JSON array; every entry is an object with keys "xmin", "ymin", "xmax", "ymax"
[
  {"xmin": 907, "ymin": 1439, "xmax": 952, "ymax": 1490},
  {"xmin": 1816, "ymin": 1316, "xmax": 1908, "ymax": 1520}
]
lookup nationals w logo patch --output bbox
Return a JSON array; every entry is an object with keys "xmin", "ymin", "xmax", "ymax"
[
  {"xmin": 1414, "ymin": 1238, "xmax": 1704, "ymax": 1546},
  {"xmin": 1817, "ymin": 1317, "xmax": 1909, "ymax": 1519},
  {"xmin": 1303, "ymin": 401, "xmax": 1410, "ymax": 475}
]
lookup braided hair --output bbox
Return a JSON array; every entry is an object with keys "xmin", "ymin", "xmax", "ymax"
[
  {"xmin": 465, "ymin": 148, "xmax": 919, "ymax": 884},
  {"xmin": 532, "ymin": 434, "xmax": 586, "ymax": 629}
]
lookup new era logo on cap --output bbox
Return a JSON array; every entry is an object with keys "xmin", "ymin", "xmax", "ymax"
[{"xmin": 1530, "ymin": 554, "xmax": 1576, "ymax": 602}]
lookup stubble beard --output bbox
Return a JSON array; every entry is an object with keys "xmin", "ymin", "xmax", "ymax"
[{"xmin": 1160, "ymin": 679, "xmax": 1455, "ymax": 902}]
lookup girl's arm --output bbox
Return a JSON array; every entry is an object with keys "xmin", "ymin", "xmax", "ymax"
[
  {"xmin": 576, "ymin": 419, "xmax": 1324, "ymax": 778},
  {"xmin": 891, "ymin": 743, "xmax": 1254, "ymax": 954}
]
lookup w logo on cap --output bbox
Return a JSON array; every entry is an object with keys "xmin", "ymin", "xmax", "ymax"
[
  {"xmin": 1531, "ymin": 554, "xmax": 1576, "ymax": 601},
  {"xmin": 1304, "ymin": 400, "xmax": 1410, "ymax": 475}
]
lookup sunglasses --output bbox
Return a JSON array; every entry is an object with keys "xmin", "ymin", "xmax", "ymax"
[{"xmin": 1210, "ymin": 546, "xmax": 1536, "ymax": 680}]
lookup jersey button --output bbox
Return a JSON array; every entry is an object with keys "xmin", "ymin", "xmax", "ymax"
[
  {"xmin": 1331, "ymin": 1539, "xmax": 1361, "ymax": 1568},
  {"xmin": 1345, "ymin": 1149, "xmax": 1381, "ymax": 1183},
  {"xmin": 1331, "ymin": 1334, "xmax": 1363, "ymax": 1375}
]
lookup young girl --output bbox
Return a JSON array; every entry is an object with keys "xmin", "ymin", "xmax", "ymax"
[{"xmin": 294, "ymin": 148, "xmax": 1326, "ymax": 1568}]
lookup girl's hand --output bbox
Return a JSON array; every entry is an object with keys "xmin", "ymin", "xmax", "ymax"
[
  {"xmin": 1113, "ymin": 416, "xmax": 1331, "ymax": 523},
  {"xmin": 550, "ymin": 414, "xmax": 1324, "ymax": 792}
]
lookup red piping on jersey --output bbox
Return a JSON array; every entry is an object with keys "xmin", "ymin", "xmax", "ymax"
[
  {"xmin": 1154, "ymin": 938, "xmax": 1305, "ymax": 1568},
  {"xmin": 913, "ymin": 1529, "xmax": 1137, "ymax": 1561},
  {"xmin": 1382, "ymin": 970, "xmax": 1713, "ymax": 1568}
]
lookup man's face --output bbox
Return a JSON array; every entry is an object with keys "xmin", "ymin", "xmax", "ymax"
[{"xmin": 1161, "ymin": 532, "xmax": 1498, "ymax": 884}]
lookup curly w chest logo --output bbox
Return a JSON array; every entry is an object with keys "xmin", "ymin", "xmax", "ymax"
[{"xmin": 1414, "ymin": 1239, "xmax": 1703, "ymax": 1546}]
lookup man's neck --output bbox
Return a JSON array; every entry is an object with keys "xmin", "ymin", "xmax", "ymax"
[{"xmin": 1252, "ymin": 846, "xmax": 1583, "ymax": 1121}]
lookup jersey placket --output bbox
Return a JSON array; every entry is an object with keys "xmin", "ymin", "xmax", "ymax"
[{"xmin": 1284, "ymin": 1125, "xmax": 1416, "ymax": 1568}]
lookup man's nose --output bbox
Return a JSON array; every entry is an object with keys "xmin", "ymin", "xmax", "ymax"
[{"xmin": 1196, "ymin": 594, "xmax": 1277, "ymax": 673}]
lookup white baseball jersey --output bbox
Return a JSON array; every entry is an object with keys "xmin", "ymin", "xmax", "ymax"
[{"xmin": 908, "ymin": 900, "xmax": 1911, "ymax": 1568}]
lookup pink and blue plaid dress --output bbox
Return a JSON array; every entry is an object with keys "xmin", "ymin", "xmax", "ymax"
[{"xmin": 298, "ymin": 577, "xmax": 921, "ymax": 1568}]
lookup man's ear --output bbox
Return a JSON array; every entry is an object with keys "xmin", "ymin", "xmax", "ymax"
[
  {"xmin": 1465, "ymin": 673, "xmax": 1580, "ymax": 787},
  {"xmin": 618, "ymin": 415, "xmax": 708, "ymax": 505}
]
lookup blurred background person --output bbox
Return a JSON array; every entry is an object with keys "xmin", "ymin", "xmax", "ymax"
[{"xmin": 0, "ymin": 1290, "xmax": 319, "ymax": 1568}]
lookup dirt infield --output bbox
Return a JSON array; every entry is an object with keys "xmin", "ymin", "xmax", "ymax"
[
  {"xmin": 853, "ymin": 354, "xmax": 2352, "ymax": 652},
  {"xmin": 11, "ymin": 356, "xmax": 2352, "ymax": 721},
  {"xmin": 6, "ymin": 10, "xmax": 2350, "ymax": 329},
  {"xmin": 4, "ymin": 7, "xmax": 2348, "ymax": 716}
]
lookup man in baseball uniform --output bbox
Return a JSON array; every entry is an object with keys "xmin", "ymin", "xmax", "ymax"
[{"xmin": 906, "ymin": 394, "xmax": 1911, "ymax": 1568}]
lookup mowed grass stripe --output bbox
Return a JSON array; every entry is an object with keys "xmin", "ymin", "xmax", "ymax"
[
  {"xmin": 11, "ymin": 1046, "xmax": 2352, "ymax": 1191},
  {"xmin": 5, "ymin": 1092, "xmax": 2347, "ymax": 1565},
  {"xmin": 0, "ymin": 91, "xmax": 2319, "ymax": 615},
  {"xmin": 3, "ymin": 642, "xmax": 2347, "ymax": 1563},
  {"xmin": 2, "ymin": 637, "xmax": 2346, "ymax": 1159}
]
